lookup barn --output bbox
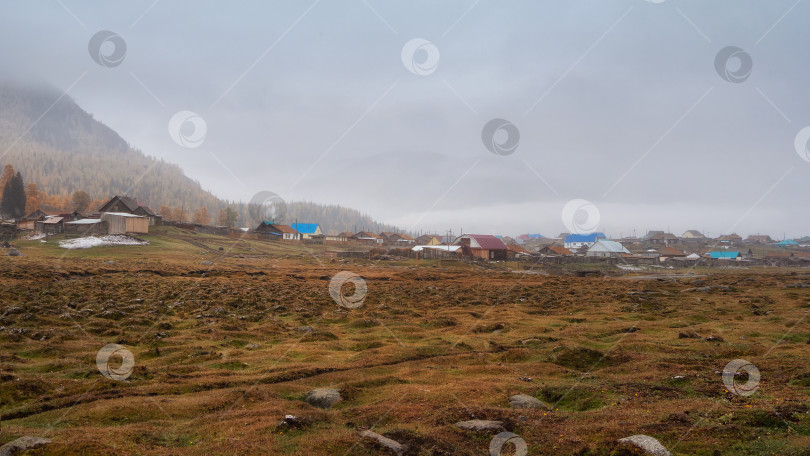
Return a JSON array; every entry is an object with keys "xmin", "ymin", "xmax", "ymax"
[
  {"xmin": 99, "ymin": 196, "xmax": 162, "ymax": 226},
  {"xmin": 36, "ymin": 217, "xmax": 64, "ymax": 235},
  {"xmin": 453, "ymin": 234, "xmax": 509, "ymax": 261},
  {"xmin": 101, "ymin": 212, "xmax": 149, "ymax": 234},
  {"xmin": 64, "ymin": 219, "xmax": 108, "ymax": 236}
]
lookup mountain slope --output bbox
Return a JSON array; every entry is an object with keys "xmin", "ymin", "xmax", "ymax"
[{"xmin": 0, "ymin": 85, "xmax": 400, "ymax": 233}]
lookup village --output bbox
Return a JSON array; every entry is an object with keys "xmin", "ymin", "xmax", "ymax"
[{"xmin": 3, "ymin": 194, "xmax": 809, "ymax": 269}]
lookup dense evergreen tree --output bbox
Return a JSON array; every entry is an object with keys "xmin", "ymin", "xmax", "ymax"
[{"xmin": 1, "ymin": 171, "xmax": 26, "ymax": 219}]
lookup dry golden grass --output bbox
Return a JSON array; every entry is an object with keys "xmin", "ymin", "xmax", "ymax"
[{"xmin": 2, "ymin": 231, "xmax": 810, "ymax": 455}]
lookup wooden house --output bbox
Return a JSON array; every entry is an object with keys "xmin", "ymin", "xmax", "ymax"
[
  {"xmin": 36, "ymin": 216, "xmax": 65, "ymax": 235},
  {"xmin": 352, "ymin": 231, "xmax": 383, "ymax": 245},
  {"xmin": 539, "ymin": 245, "xmax": 574, "ymax": 256},
  {"xmin": 454, "ymin": 234, "xmax": 508, "ymax": 261},
  {"xmin": 415, "ymin": 234, "xmax": 442, "ymax": 245},
  {"xmin": 99, "ymin": 196, "xmax": 161, "ymax": 225},
  {"xmin": 255, "ymin": 222, "xmax": 300, "ymax": 240},
  {"xmin": 681, "ymin": 230, "xmax": 706, "ymax": 240}
]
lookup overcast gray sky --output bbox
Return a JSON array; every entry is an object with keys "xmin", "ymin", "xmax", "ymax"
[{"xmin": 1, "ymin": 0, "xmax": 809, "ymax": 238}]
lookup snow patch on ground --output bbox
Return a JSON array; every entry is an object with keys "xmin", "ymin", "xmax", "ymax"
[
  {"xmin": 27, "ymin": 233, "xmax": 46, "ymax": 240},
  {"xmin": 59, "ymin": 235, "xmax": 148, "ymax": 250},
  {"xmin": 616, "ymin": 264, "xmax": 645, "ymax": 271}
]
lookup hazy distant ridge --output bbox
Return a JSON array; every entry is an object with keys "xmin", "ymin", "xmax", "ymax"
[{"xmin": 0, "ymin": 85, "xmax": 401, "ymax": 233}]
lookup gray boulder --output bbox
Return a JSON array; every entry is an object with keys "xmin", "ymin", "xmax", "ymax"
[
  {"xmin": 0, "ymin": 436, "xmax": 52, "ymax": 456},
  {"xmin": 359, "ymin": 430, "xmax": 408, "ymax": 455},
  {"xmin": 305, "ymin": 388, "xmax": 341, "ymax": 409},
  {"xmin": 454, "ymin": 420, "xmax": 505, "ymax": 432},
  {"xmin": 618, "ymin": 435, "xmax": 672, "ymax": 456},
  {"xmin": 509, "ymin": 393, "xmax": 548, "ymax": 409}
]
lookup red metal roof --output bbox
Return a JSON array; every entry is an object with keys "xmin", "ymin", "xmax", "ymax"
[{"xmin": 463, "ymin": 234, "xmax": 507, "ymax": 250}]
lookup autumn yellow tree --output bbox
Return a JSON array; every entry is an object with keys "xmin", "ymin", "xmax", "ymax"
[
  {"xmin": 171, "ymin": 207, "xmax": 187, "ymax": 222},
  {"xmin": 0, "ymin": 164, "xmax": 15, "ymax": 200},
  {"xmin": 25, "ymin": 183, "xmax": 42, "ymax": 214},
  {"xmin": 217, "ymin": 207, "xmax": 238, "ymax": 227},
  {"xmin": 71, "ymin": 190, "xmax": 91, "ymax": 212},
  {"xmin": 192, "ymin": 206, "xmax": 210, "ymax": 225}
]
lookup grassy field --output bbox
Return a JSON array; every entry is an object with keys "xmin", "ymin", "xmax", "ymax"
[{"xmin": 2, "ymin": 229, "xmax": 810, "ymax": 455}]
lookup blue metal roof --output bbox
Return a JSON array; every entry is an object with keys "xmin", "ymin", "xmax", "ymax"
[
  {"xmin": 777, "ymin": 239, "xmax": 798, "ymax": 246},
  {"xmin": 290, "ymin": 223, "xmax": 320, "ymax": 234},
  {"xmin": 709, "ymin": 251, "xmax": 740, "ymax": 259},
  {"xmin": 564, "ymin": 233, "xmax": 606, "ymax": 243}
]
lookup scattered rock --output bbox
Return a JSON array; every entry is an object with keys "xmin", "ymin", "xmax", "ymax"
[
  {"xmin": 617, "ymin": 435, "xmax": 671, "ymax": 456},
  {"xmin": 0, "ymin": 436, "xmax": 52, "ymax": 456},
  {"xmin": 359, "ymin": 430, "xmax": 408, "ymax": 455},
  {"xmin": 678, "ymin": 330, "xmax": 701, "ymax": 339},
  {"xmin": 518, "ymin": 376, "xmax": 532, "ymax": 382},
  {"xmin": 786, "ymin": 283, "xmax": 810, "ymax": 289},
  {"xmin": 705, "ymin": 335, "xmax": 724, "ymax": 342},
  {"xmin": 276, "ymin": 414, "xmax": 310, "ymax": 430},
  {"xmin": 245, "ymin": 343, "xmax": 259, "ymax": 349},
  {"xmin": 305, "ymin": 388, "xmax": 341, "ymax": 409},
  {"xmin": 296, "ymin": 326, "xmax": 314, "ymax": 333},
  {"xmin": 200, "ymin": 260, "xmax": 213, "ymax": 266},
  {"xmin": 454, "ymin": 420, "xmax": 505, "ymax": 432},
  {"xmin": 509, "ymin": 394, "xmax": 547, "ymax": 409},
  {"xmin": 6, "ymin": 248, "xmax": 22, "ymax": 257}
]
